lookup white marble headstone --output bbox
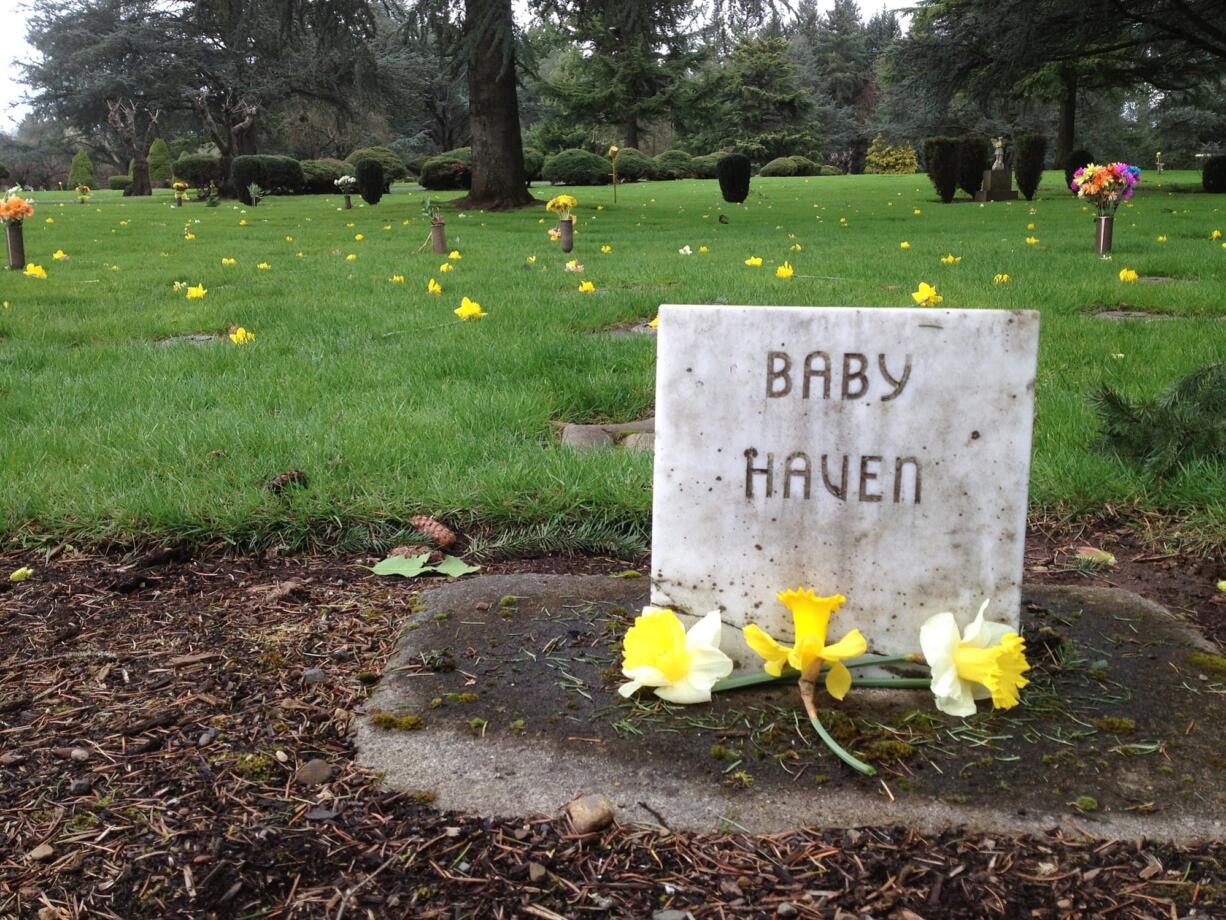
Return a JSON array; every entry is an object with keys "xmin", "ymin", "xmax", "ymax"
[{"xmin": 651, "ymin": 304, "xmax": 1040, "ymax": 663}]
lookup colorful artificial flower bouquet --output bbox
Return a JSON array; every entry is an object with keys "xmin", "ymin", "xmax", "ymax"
[
  {"xmin": 172, "ymin": 180, "xmax": 190, "ymax": 203},
  {"xmin": 1070, "ymin": 162, "xmax": 1141, "ymax": 216},
  {"xmin": 618, "ymin": 589, "xmax": 1030, "ymax": 776},
  {"xmin": 546, "ymin": 193, "xmax": 577, "ymax": 221},
  {"xmin": 0, "ymin": 187, "xmax": 35, "ymax": 224},
  {"xmin": 334, "ymin": 175, "xmax": 358, "ymax": 194},
  {"xmin": 76, "ymin": 184, "xmax": 91, "ymax": 204}
]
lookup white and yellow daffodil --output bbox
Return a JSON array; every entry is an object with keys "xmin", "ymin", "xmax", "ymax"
[
  {"xmin": 919, "ymin": 600, "xmax": 1030, "ymax": 717},
  {"xmin": 619, "ymin": 607, "xmax": 733, "ymax": 704}
]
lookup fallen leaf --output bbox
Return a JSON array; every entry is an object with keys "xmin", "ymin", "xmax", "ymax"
[
  {"xmin": 433, "ymin": 556, "xmax": 480, "ymax": 578},
  {"xmin": 371, "ymin": 554, "xmax": 432, "ymax": 578}
]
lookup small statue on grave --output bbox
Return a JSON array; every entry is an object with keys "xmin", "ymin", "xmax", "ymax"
[{"xmin": 992, "ymin": 136, "xmax": 1007, "ymax": 171}]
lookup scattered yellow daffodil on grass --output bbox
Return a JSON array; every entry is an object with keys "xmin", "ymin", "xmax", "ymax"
[
  {"xmin": 10, "ymin": 566, "xmax": 33, "ymax": 583},
  {"xmin": 346, "ymin": 254, "xmax": 357, "ymax": 262},
  {"xmin": 286, "ymin": 236, "xmax": 294, "ymax": 242},
  {"xmin": 600, "ymin": 245, "xmax": 613, "ymax": 254},
  {"xmin": 900, "ymin": 241, "xmax": 911, "ymax": 249},
  {"xmin": 239, "ymin": 219, "xmax": 248, "ymax": 226},
  {"xmin": 448, "ymin": 250, "xmax": 462, "ymax": 261},
  {"xmin": 525, "ymin": 255, "xmax": 537, "ymax": 264},
  {"xmin": 1211, "ymin": 229, "xmax": 1222, "ymax": 240},
  {"xmin": 229, "ymin": 326, "xmax": 254, "ymax": 344},
  {"xmin": 1025, "ymin": 236, "xmax": 1039, "ymax": 245},
  {"xmin": 257, "ymin": 262, "xmax": 271, "ymax": 270},
  {"xmin": 940, "ymin": 253, "xmax": 961, "ymax": 264},
  {"xmin": 428, "ymin": 278, "xmax": 442, "ymax": 295},
  {"xmin": 648, "ymin": 315, "xmax": 660, "ymax": 328},
  {"xmin": 221, "ymin": 257, "xmax": 237, "ymax": 266},
  {"xmin": 994, "ymin": 273, "xmax": 1010, "ymax": 284},
  {"xmin": 1119, "ymin": 268, "xmax": 1139, "ymax": 282},
  {"xmin": 912, "ymin": 208, "xmax": 921, "ymax": 216},
  {"xmin": 1027, "ymin": 223, "xmax": 1036, "ymax": 230},
  {"xmin": 354, "ymin": 233, "xmax": 364, "ymax": 241},
  {"xmin": 389, "ymin": 274, "xmax": 405, "ymax": 284},
  {"xmin": 2, "ymin": 301, "xmax": 9, "ymax": 309},
  {"xmin": 184, "ymin": 233, "xmax": 196, "ymax": 241},
  {"xmin": 698, "ymin": 245, "xmax": 709, "ymax": 253},
  {"xmin": 23, "ymin": 264, "xmax": 47, "ymax": 279},
  {"xmin": 744, "ymin": 256, "xmax": 763, "ymax": 267},
  {"xmin": 186, "ymin": 284, "xmax": 207, "ymax": 300},
  {"xmin": 618, "ymin": 607, "xmax": 733, "ymax": 704},
  {"xmin": 44, "ymin": 217, "xmax": 54, "ymax": 224},
  {"xmin": 919, "ymin": 600, "xmax": 1030, "ymax": 716},
  {"xmin": 1156, "ymin": 235, "xmax": 1168, "ymax": 243},
  {"xmin": 439, "ymin": 262, "xmax": 454, "ymax": 273},
  {"xmin": 52, "ymin": 250, "xmax": 68, "ymax": 261},
  {"xmin": 775, "ymin": 261, "xmax": 794, "ymax": 279},
  {"xmin": 454, "ymin": 297, "xmax": 486, "ymax": 321},
  {"xmin": 744, "ymin": 589, "xmax": 866, "ymax": 701},
  {"xmin": 790, "ymin": 243, "xmax": 802, "ymax": 252},
  {"xmin": 578, "ymin": 280, "xmax": 596, "ymax": 293},
  {"xmin": 564, "ymin": 259, "xmax": 584, "ymax": 273},
  {"xmin": 912, "ymin": 281, "xmax": 943, "ymax": 306}
]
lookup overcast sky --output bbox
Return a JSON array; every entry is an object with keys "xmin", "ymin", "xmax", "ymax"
[{"xmin": 0, "ymin": 0, "xmax": 911, "ymax": 134}]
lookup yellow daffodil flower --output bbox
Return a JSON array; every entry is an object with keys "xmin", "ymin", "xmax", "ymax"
[
  {"xmin": 698, "ymin": 245, "xmax": 709, "ymax": 253},
  {"xmin": 526, "ymin": 255, "xmax": 537, "ymax": 264},
  {"xmin": 229, "ymin": 326, "xmax": 254, "ymax": 344},
  {"xmin": 23, "ymin": 264, "xmax": 47, "ymax": 279},
  {"xmin": 44, "ymin": 217, "xmax": 54, "ymax": 224},
  {"xmin": 172, "ymin": 281, "xmax": 187, "ymax": 292},
  {"xmin": 257, "ymin": 262, "xmax": 271, "ymax": 270},
  {"xmin": 2, "ymin": 301, "xmax": 9, "ymax": 309},
  {"xmin": 346, "ymin": 254, "xmax": 357, "ymax": 262},
  {"xmin": 428, "ymin": 278, "xmax": 442, "ymax": 295},
  {"xmin": 564, "ymin": 259, "xmax": 583, "ymax": 273},
  {"xmin": 775, "ymin": 261, "xmax": 794, "ymax": 279},
  {"xmin": 911, "ymin": 281, "xmax": 942, "ymax": 306},
  {"xmin": 900, "ymin": 241, "xmax": 911, "ymax": 249},
  {"xmin": 184, "ymin": 233, "xmax": 196, "ymax": 240},
  {"xmin": 296, "ymin": 251, "xmax": 304, "ymax": 258},
  {"xmin": 1211, "ymin": 230, "xmax": 1222, "ymax": 240},
  {"xmin": 919, "ymin": 600, "xmax": 1030, "ymax": 716},
  {"xmin": 912, "ymin": 208, "xmax": 921, "ymax": 215},
  {"xmin": 619, "ymin": 608, "xmax": 733, "ymax": 704},
  {"xmin": 648, "ymin": 315, "xmax": 660, "ymax": 328},
  {"xmin": 1156, "ymin": 235, "xmax": 1167, "ymax": 243},
  {"xmin": 578, "ymin": 280, "xmax": 596, "ymax": 293},
  {"xmin": 286, "ymin": 236, "xmax": 294, "ymax": 242},
  {"xmin": 389, "ymin": 274, "xmax": 405, "ymax": 284},
  {"xmin": 239, "ymin": 219, "xmax": 248, "ymax": 226},
  {"xmin": 10, "ymin": 566, "xmax": 33, "ymax": 582},
  {"xmin": 1119, "ymin": 268, "xmax": 1139, "ymax": 282},
  {"xmin": 1027, "ymin": 223, "xmax": 1036, "ymax": 230},
  {"xmin": 994, "ymin": 273, "xmax": 1010, "ymax": 284},
  {"xmin": 454, "ymin": 297, "xmax": 486, "ymax": 321},
  {"xmin": 52, "ymin": 250, "xmax": 68, "ymax": 261},
  {"xmin": 790, "ymin": 243, "xmax": 802, "ymax": 252},
  {"xmin": 186, "ymin": 284, "xmax": 207, "ymax": 300},
  {"xmin": 346, "ymin": 222, "xmax": 355, "ymax": 228},
  {"xmin": 355, "ymin": 233, "xmax": 364, "ymax": 241},
  {"xmin": 221, "ymin": 258, "xmax": 237, "ymax": 266},
  {"xmin": 940, "ymin": 253, "xmax": 961, "ymax": 264},
  {"xmin": 439, "ymin": 263, "xmax": 454, "ymax": 273},
  {"xmin": 743, "ymin": 589, "xmax": 866, "ymax": 700},
  {"xmin": 448, "ymin": 250, "xmax": 462, "ymax": 260},
  {"xmin": 744, "ymin": 256, "xmax": 763, "ymax": 267},
  {"xmin": 601, "ymin": 245, "xmax": 613, "ymax": 254},
  {"xmin": 1025, "ymin": 236, "xmax": 1039, "ymax": 245}
]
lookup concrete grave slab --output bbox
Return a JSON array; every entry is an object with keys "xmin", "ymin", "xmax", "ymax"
[{"xmin": 355, "ymin": 574, "xmax": 1226, "ymax": 842}]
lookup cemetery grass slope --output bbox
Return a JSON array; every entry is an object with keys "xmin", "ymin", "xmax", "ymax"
[{"xmin": 2, "ymin": 171, "xmax": 1225, "ymax": 552}]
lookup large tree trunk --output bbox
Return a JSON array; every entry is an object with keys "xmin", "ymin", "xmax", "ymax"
[
  {"xmin": 107, "ymin": 100, "xmax": 158, "ymax": 197},
  {"xmin": 625, "ymin": 118, "xmax": 640, "ymax": 149},
  {"xmin": 1056, "ymin": 68, "xmax": 1078, "ymax": 168},
  {"xmin": 452, "ymin": 0, "xmax": 535, "ymax": 211},
  {"xmin": 128, "ymin": 154, "xmax": 153, "ymax": 196}
]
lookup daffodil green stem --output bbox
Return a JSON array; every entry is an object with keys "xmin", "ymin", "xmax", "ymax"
[
  {"xmin": 712, "ymin": 656, "xmax": 924, "ymax": 694},
  {"xmin": 846, "ymin": 655, "xmax": 918, "ymax": 669},
  {"xmin": 809, "ymin": 713, "xmax": 877, "ymax": 776},
  {"xmin": 848, "ymin": 678, "xmax": 932, "ymax": 688}
]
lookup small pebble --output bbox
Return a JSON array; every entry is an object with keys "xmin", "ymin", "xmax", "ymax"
[
  {"xmin": 302, "ymin": 667, "xmax": 326, "ymax": 686},
  {"xmin": 528, "ymin": 862, "xmax": 547, "ymax": 883},
  {"xmin": 69, "ymin": 748, "xmax": 90, "ymax": 763},
  {"xmin": 29, "ymin": 843, "xmax": 54, "ymax": 862},
  {"xmin": 777, "ymin": 903, "xmax": 799, "ymax": 918},
  {"xmin": 197, "ymin": 729, "xmax": 217, "ymax": 747},
  {"xmin": 294, "ymin": 758, "xmax": 333, "ymax": 786},
  {"xmin": 69, "ymin": 778, "xmax": 92, "ymax": 795}
]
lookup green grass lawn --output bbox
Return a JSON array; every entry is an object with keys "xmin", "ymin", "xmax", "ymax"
[{"xmin": 2, "ymin": 170, "xmax": 1225, "ymax": 554}]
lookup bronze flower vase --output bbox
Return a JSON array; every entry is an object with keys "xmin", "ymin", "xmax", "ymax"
[
  {"xmin": 431, "ymin": 219, "xmax": 447, "ymax": 254},
  {"xmin": 5, "ymin": 220, "xmax": 24, "ymax": 270},
  {"xmin": 1095, "ymin": 215, "xmax": 1114, "ymax": 258},
  {"xmin": 559, "ymin": 217, "xmax": 574, "ymax": 253},
  {"xmin": 343, "ymin": 194, "xmax": 352, "ymax": 210}
]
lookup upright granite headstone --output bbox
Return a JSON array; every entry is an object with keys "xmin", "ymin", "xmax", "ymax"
[{"xmin": 651, "ymin": 304, "xmax": 1040, "ymax": 663}]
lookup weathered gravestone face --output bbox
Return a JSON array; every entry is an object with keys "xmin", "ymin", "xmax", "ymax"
[{"xmin": 651, "ymin": 304, "xmax": 1040, "ymax": 664}]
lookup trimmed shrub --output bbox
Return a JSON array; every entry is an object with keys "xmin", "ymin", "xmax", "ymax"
[
  {"xmin": 356, "ymin": 158, "xmax": 384, "ymax": 205},
  {"xmin": 419, "ymin": 155, "xmax": 471, "ymax": 190},
  {"xmin": 1014, "ymin": 133, "xmax": 1047, "ymax": 200},
  {"xmin": 438, "ymin": 146, "xmax": 473, "ymax": 165},
  {"xmin": 68, "ymin": 150, "xmax": 96, "ymax": 188},
  {"xmin": 690, "ymin": 154, "xmax": 720, "ymax": 179},
  {"xmin": 613, "ymin": 147, "xmax": 656, "ymax": 182},
  {"xmin": 407, "ymin": 155, "xmax": 429, "ymax": 178},
  {"xmin": 759, "ymin": 157, "xmax": 798, "ymax": 177},
  {"xmin": 542, "ymin": 148, "xmax": 611, "ymax": 185},
  {"xmin": 1064, "ymin": 148, "xmax": 1095, "ymax": 193},
  {"xmin": 789, "ymin": 155, "xmax": 820, "ymax": 176},
  {"xmin": 1203, "ymin": 155, "xmax": 1226, "ymax": 194},
  {"xmin": 108, "ymin": 175, "xmax": 133, "ymax": 191},
  {"xmin": 817, "ymin": 164, "xmax": 844, "ymax": 176},
  {"xmin": 716, "ymin": 152, "xmax": 751, "ymax": 203},
  {"xmin": 173, "ymin": 155, "xmax": 224, "ymax": 188},
  {"xmin": 654, "ymin": 149, "xmax": 693, "ymax": 180},
  {"xmin": 922, "ymin": 137, "xmax": 961, "ymax": 203},
  {"xmin": 345, "ymin": 146, "xmax": 407, "ymax": 186},
  {"xmin": 958, "ymin": 135, "xmax": 991, "ymax": 198},
  {"xmin": 300, "ymin": 158, "xmax": 347, "ymax": 194},
  {"xmin": 231, "ymin": 155, "xmax": 304, "ymax": 204},
  {"xmin": 147, "ymin": 138, "xmax": 173, "ymax": 185},
  {"xmin": 523, "ymin": 147, "xmax": 545, "ymax": 182},
  {"xmin": 866, "ymin": 134, "xmax": 919, "ymax": 174}
]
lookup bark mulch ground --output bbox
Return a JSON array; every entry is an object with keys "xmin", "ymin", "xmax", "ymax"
[{"xmin": 1, "ymin": 540, "xmax": 1224, "ymax": 919}]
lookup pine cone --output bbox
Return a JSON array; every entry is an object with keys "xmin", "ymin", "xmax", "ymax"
[
  {"xmin": 410, "ymin": 515, "xmax": 457, "ymax": 549},
  {"xmin": 267, "ymin": 470, "xmax": 308, "ymax": 494}
]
